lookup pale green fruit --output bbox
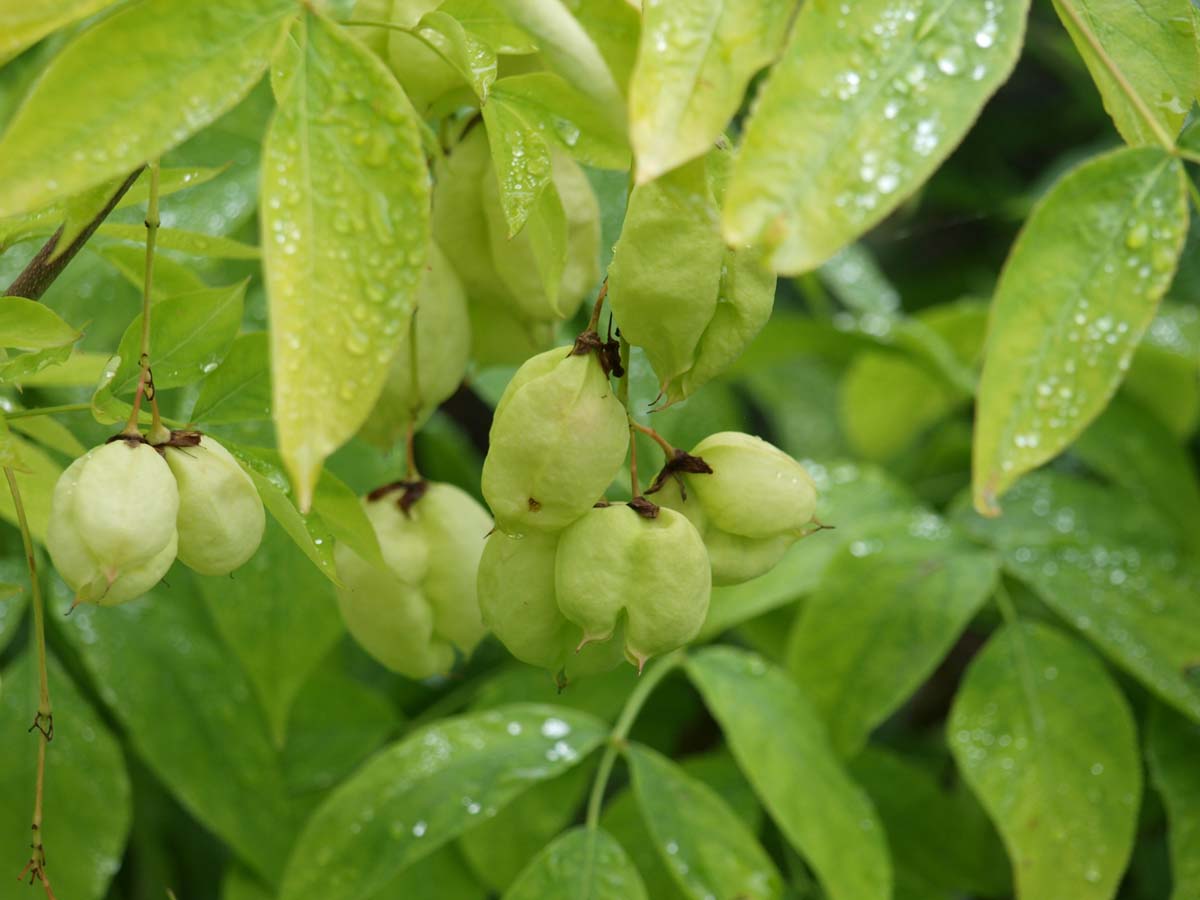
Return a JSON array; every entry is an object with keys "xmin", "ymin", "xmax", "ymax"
[
  {"xmin": 359, "ymin": 244, "xmax": 471, "ymax": 447},
  {"xmin": 335, "ymin": 482, "xmax": 489, "ymax": 679},
  {"xmin": 46, "ymin": 439, "xmax": 179, "ymax": 605},
  {"xmin": 482, "ymin": 348, "xmax": 629, "ymax": 533},
  {"xmin": 164, "ymin": 436, "xmax": 265, "ymax": 576},
  {"xmin": 555, "ymin": 505, "xmax": 711, "ymax": 670},
  {"xmin": 477, "ymin": 530, "xmax": 624, "ymax": 677},
  {"xmin": 654, "ymin": 433, "xmax": 817, "ymax": 585}
]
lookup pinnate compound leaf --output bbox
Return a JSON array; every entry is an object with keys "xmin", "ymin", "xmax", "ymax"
[
  {"xmin": 0, "ymin": 0, "xmax": 295, "ymax": 218},
  {"xmin": 279, "ymin": 705, "xmax": 607, "ymax": 900},
  {"xmin": 1147, "ymin": 704, "xmax": 1200, "ymax": 900},
  {"xmin": 787, "ymin": 519, "xmax": 998, "ymax": 757},
  {"xmin": 504, "ymin": 826, "xmax": 648, "ymax": 900},
  {"xmin": 0, "ymin": 655, "xmax": 131, "ymax": 900},
  {"xmin": 949, "ymin": 622, "xmax": 1141, "ymax": 900},
  {"xmin": 629, "ymin": 0, "xmax": 792, "ymax": 182},
  {"xmin": 626, "ymin": 742, "xmax": 783, "ymax": 900},
  {"xmin": 973, "ymin": 148, "xmax": 1187, "ymax": 515},
  {"xmin": 723, "ymin": 0, "xmax": 1029, "ymax": 273},
  {"xmin": 686, "ymin": 647, "xmax": 891, "ymax": 900},
  {"xmin": 262, "ymin": 11, "xmax": 430, "ymax": 512},
  {"xmin": 1052, "ymin": 0, "xmax": 1200, "ymax": 148}
]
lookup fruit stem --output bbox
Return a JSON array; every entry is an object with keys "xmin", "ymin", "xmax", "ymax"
[
  {"xmin": 586, "ymin": 279, "xmax": 608, "ymax": 333},
  {"xmin": 125, "ymin": 160, "xmax": 169, "ymax": 443},
  {"xmin": 5, "ymin": 468, "xmax": 57, "ymax": 900},
  {"xmin": 585, "ymin": 650, "xmax": 685, "ymax": 830},
  {"xmin": 616, "ymin": 336, "xmax": 643, "ymax": 498},
  {"xmin": 630, "ymin": 421, "xmax": 676, "ymax": 457}
]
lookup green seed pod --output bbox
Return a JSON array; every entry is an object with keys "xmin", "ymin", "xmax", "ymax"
[
  {"xmin": 334, "ymin": 482, "xmax": 489, "ymax": 679},
  {"xmin": 555, "ymin": 505, "xmax": 711, "ymax": 671},
  {"xmin": 608, "ymin": 147, "xmax": 775, "ymax": 405},
  {"xmin": 655, "ymin": 432, "xmax": 818, "ymax": 585},
  {"xmin": 482, "ymin": 347, "xmax": 629, "ymax": 533},
  {"xmin": 359, "ymin": 244, "xmax": 471, "ymax": 448},
  {"xmin": 477, "ymin": 530, "xmax": 624, "ymax": 678},
  {"xmin": 46, "ymin": 439, "xmax": 179, "ymax": 605},
  {"xmin": 163, "ymin": 435, "xmax": 265, "ymax": 576}
]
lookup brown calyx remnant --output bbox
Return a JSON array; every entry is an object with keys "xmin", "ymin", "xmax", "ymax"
[
  {"xmin": 645, "ymin": 450, "xmax": 713, "ymax": 498},
  {"xmin": 627, "ymin": 496, "xmax": 659, "ymax": 519},
  {"xmin": 105, "ymin": 429, "xmax": 204, "ymax": 455},
  {"xmin": 570, "ymin": 329, "xmax": 624, "ymax": 378},
  {"xmin": 368, "ymin": 479, "xmax": 428, "ymax": 516}
]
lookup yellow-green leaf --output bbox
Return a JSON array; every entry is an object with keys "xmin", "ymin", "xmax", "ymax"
[
  {"xmin": 972, "ymin": 148, "xmax": 1188, "ymax": 516},
  {"xmin": 262, "ymin": 12, "xmax": 431, "ymax": 511},
  {"xmin": 0, "ymin": 0, "xmax": 121, "ymax": 63}
]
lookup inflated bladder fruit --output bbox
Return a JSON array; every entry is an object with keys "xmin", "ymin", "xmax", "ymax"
[
  {"xmin": 482, "ymin": 342, "xmax": 628, "ymax": 533},
  {"xmin": 359, "ymin": 243, "xmax": 471, "ymax": 448},
  {"xmin": 608, "ymin": 147, "xmax": 775, "ymax": 406},
  {"xmin": 335, "ymin": 481, "xmax": 490, "ymax": 679},
  {"xmin": 477, "ymin": 530, "xmax": 626, "ymax": 680},
  {"xmin": 554, "ymin": 504, "xmax": 711, "ymax": 671},
  {"xmin": 46, "ymin": 438, "xmax": 179, "ymax": 605},
  {"xmin": 653, "ymin": 432, "xmax": 818, "ymax": 585},
  {"xmin": 162, "ymin": 434, "xmax": 265, "ymax": 576}
]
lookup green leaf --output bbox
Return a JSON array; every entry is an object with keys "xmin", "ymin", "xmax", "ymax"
[
  {"xmin": 629, "ymin": 0, "xmax": 791, "ymax": 181},
  {"xmin": 0, "ymin": 553, "xmax": 28, "ymax": 655},
  {"xmin": 52, "ymin": 572, "xmax": 297, "ymax": 883},
  {"xmin": 278, "ymin": 705, "xmax": 607, "ymax": 900},
  {"xmin": 13, "ymin": 350, "xmax": 108, "ymax": 388},
  {"xmin": 1052, "ymin": 0, "xmax": 1200, "ymax": 148},
  {"xmin": 96, "ymin": 223, "xmax": 261, "ymax": 258},
  {"xmin": 504, "ymin": 826, "xmax": 648, "ymax": 900},
  {"xmin": 490, "ymin": 73, "xmax": 631, "ymax": 170},
  {"xmin": 0, "ymin": 0, "xmax": 295, "ymax": 218},
  {"xmin": 0, "ymin": 435, "xmax": 61, "ymax": 542},
  {"xmin": 482, "ymin": 93, "xmax": 556, "ymax": 235},
  {"xmin": 0, "ymin": 654, "xmax": 131, "ymax": 900},
  {"xmin": 491, "ymin": 0, "xmax": 626, "ymax": 134},
  {"xmin": 0, "ymin": 296, "xmax": 79, "ymax": 349},
  {"xmin": 686, "ymin": 647, "xmax": 891, "ymax": 900},
  {"xmin": 197, "ymin": 520, "xmax": 344, "ymax": 746},
  {"xmin": 786, "ymin": 520, "xmax": 998, "ymax": 757},
  {"xmin": 1147, "ymin": 703, "xmax": 1200, "ymax": 900},
  {"xmin": 972, "ymin": 148, "xmax": 1188, "ymax": 515},
  {"xmin": 414, "ymin": 10, "xmax": 497, "ymax": 99},
  {"xmin": 959, "ymin": 470, "xmax": 1200, "ymax": 722},
  {"xmin": 109, "ymin": 280, "xmax": 245, "ymax": 398},
  {"xmin": 626, "ymin": 742, "xmax": 783, "ymax": 900},
  {"xmin": 949, "ymin": 622, "xmax": 1141, "ymax": 900},
  {"xmin": 723, "ymin": 0, "xmax": 1029, "ymax": 273},
  {"xmin": 441, "ymin": 0, "xmax": 538, "ymax": 54},
  {"xmin": 9, "ymin": 411, "xmax": 87, "ymax": 457},
  {"xmin": 0, "ymin": 0, "xmax": 121, "ymax": 63},
  {"xmin": 0, "ymin": 343, "xmax": 77, "ymax": 385},
  {"xmin": 100, "ymin": 243, "xmax": 208, "ymax": 301},
  {"xmin": 191, "ymin": 331, "xmax": 272, "ymax": 424},
  {"xmin": 262, "ymin": 11, "xmax": 430, "ymax": 512}
]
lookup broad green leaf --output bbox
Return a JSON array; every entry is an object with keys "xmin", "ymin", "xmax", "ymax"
[
  {"xmin": 1052, "ymin": 0, "xmax": 1200, "ymax": 148},
  {"xmin": 311, "ymin": 463, "xmax": 386, "ymax": 569},
  {"xmin": 97, "ymin": 223, "xmax": 261, "ymax": 259},
  {"xmin": 223, "ymin": 866, "xmax": 275, "ymax": 900},
  {"xmin": 629, "ymin": 0, "xmax": 791, "ymax": 181},
  {"xmin": 108, "ymin": 280, "xmax": 245, "ymax": 398},
  {"xmin": 9, "ymin": 411, "xmax": 87, "ymax": 457},
  {"xmin": 959, "ymin": 470, "xmax": 1200, "ymax": 722},
  {"xmin": 0, "ymin": 343, "xmax": 76, "ymax": 384},
  {"xmin": 100, "ymin": 243, "xmax": 208, "ymax": 301},
  {"xmin": 973, "ymin": 148, "xmax": 1188, "ymax": 515},
  {"xmin": 490, "ymin": 73, "xmax": 631, "ymax": 170},
  {"xmin": 686, "ymin": 647, "xmax": 891, "ymax": 900},
  {"xmin": 504, "ymin": 826, "xmax": 647, "ymax": 900},
  {"xmin": 0, "ymin": 0, "xmax": 121, "ymax": 63},
  {"xmin": 11, "ymin": 350, "xmax": 107, "ymax": 387},
  {"xmin": 626, "ymin": 742, "xmax": 783, "ymax": 900},
  {"xmin": 441, "ymin": 0, "xmax": 538, "ymax": 54},
  {"xmin": 262, "ymin": 11, "xmax": 430, "ymax": 512},
  {"xmin": 278, "ymin": 705, "xmax": 607, "ymax": 900},
  {"xmin": 0, "ymin": 549, "xmax": 28, "ymax": 653},
  {"xmin": 1074, "ymin": 394, "xmax": 1200, "ymax": 553},
  {"xmin": 787, "ymin": 520, "xmax": 998, "ymax": 757},
  {"xmin": 0, "ymin": 296, "xmax": 79, "ymax": 349},
  {"xmin": 949, "ymin": 622, "xmax": 1141, "ymax": 900},
  {"xmin": 0, "ymin": 435, "xmax": 61, "ymax": 542},
  {"xmin": 52, "ymin": 572, "xmax": 297, "ymax": 883},
  {"xmin": 1147, "ymin": 704, "xmax": 1200, "ymax": 900},
  {"xmin": 190, "ymin": 331, "xmax": 272, "ymax": 424},
  {"xmin": 0, "ymin": 0, "xmax": 295, "ymax": 218},
  {"xmin": 414, "ymin": 10, "xmax": 497, "ymax": 99},
  {"xmin": 560, "ymin": 0, "xmax": 641, "ymax": 93},
  {"xmin": 851, "ymin": 747, "xmax": 1010, "ymax": 900},
  {"xmin": 197, "ymin": 520, "xmax": 344, "ymax": 746},
  {"xmin": 491, "ymin": 0, "xmax": 626, "ymax": 134},
  {"xmin": 0, "ymin": 655, "xmax": 131, "ymax": 900},
  {"xmin": 723, "ymin": 0, "xmax": 1029, "ymax": 273},
  {"xmin": 482, "ymin": 94, "xmax": 556, "ymax": 235}
]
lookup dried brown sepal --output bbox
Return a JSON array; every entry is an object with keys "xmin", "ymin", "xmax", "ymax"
[
  {"xmin": 104, "ymin": 432, "xmax": 149, "ymax": 447},
  {"xmin": 367, "ymin": 479, "xmax": 428, "ymax": 516},
  {"xmin": 645, "ymin": 450, "xmax": 713, "ymax": 497},
  {"xmin": 627, "ymin": 496, "xmax": 660, "ymax": 519}
]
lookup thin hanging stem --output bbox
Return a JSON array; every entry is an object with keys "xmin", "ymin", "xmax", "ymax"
[
  {"xmin": 7, "ymin": 468, "xmax": 56, "ymax": 900},
  {"xmin": 630, "ymin": 420, "xmax": 676, "ymax": 458},
  {"xmin": 615, "ymin": 337, "xmax": 643, "ymax": 499},
  {"xmin": 124, "ymin": 161, "xmax": 168, "ymax": 443},
  {"xmin": 586, "ymin": 280, "xmax": 608, "ymax": 333}
]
